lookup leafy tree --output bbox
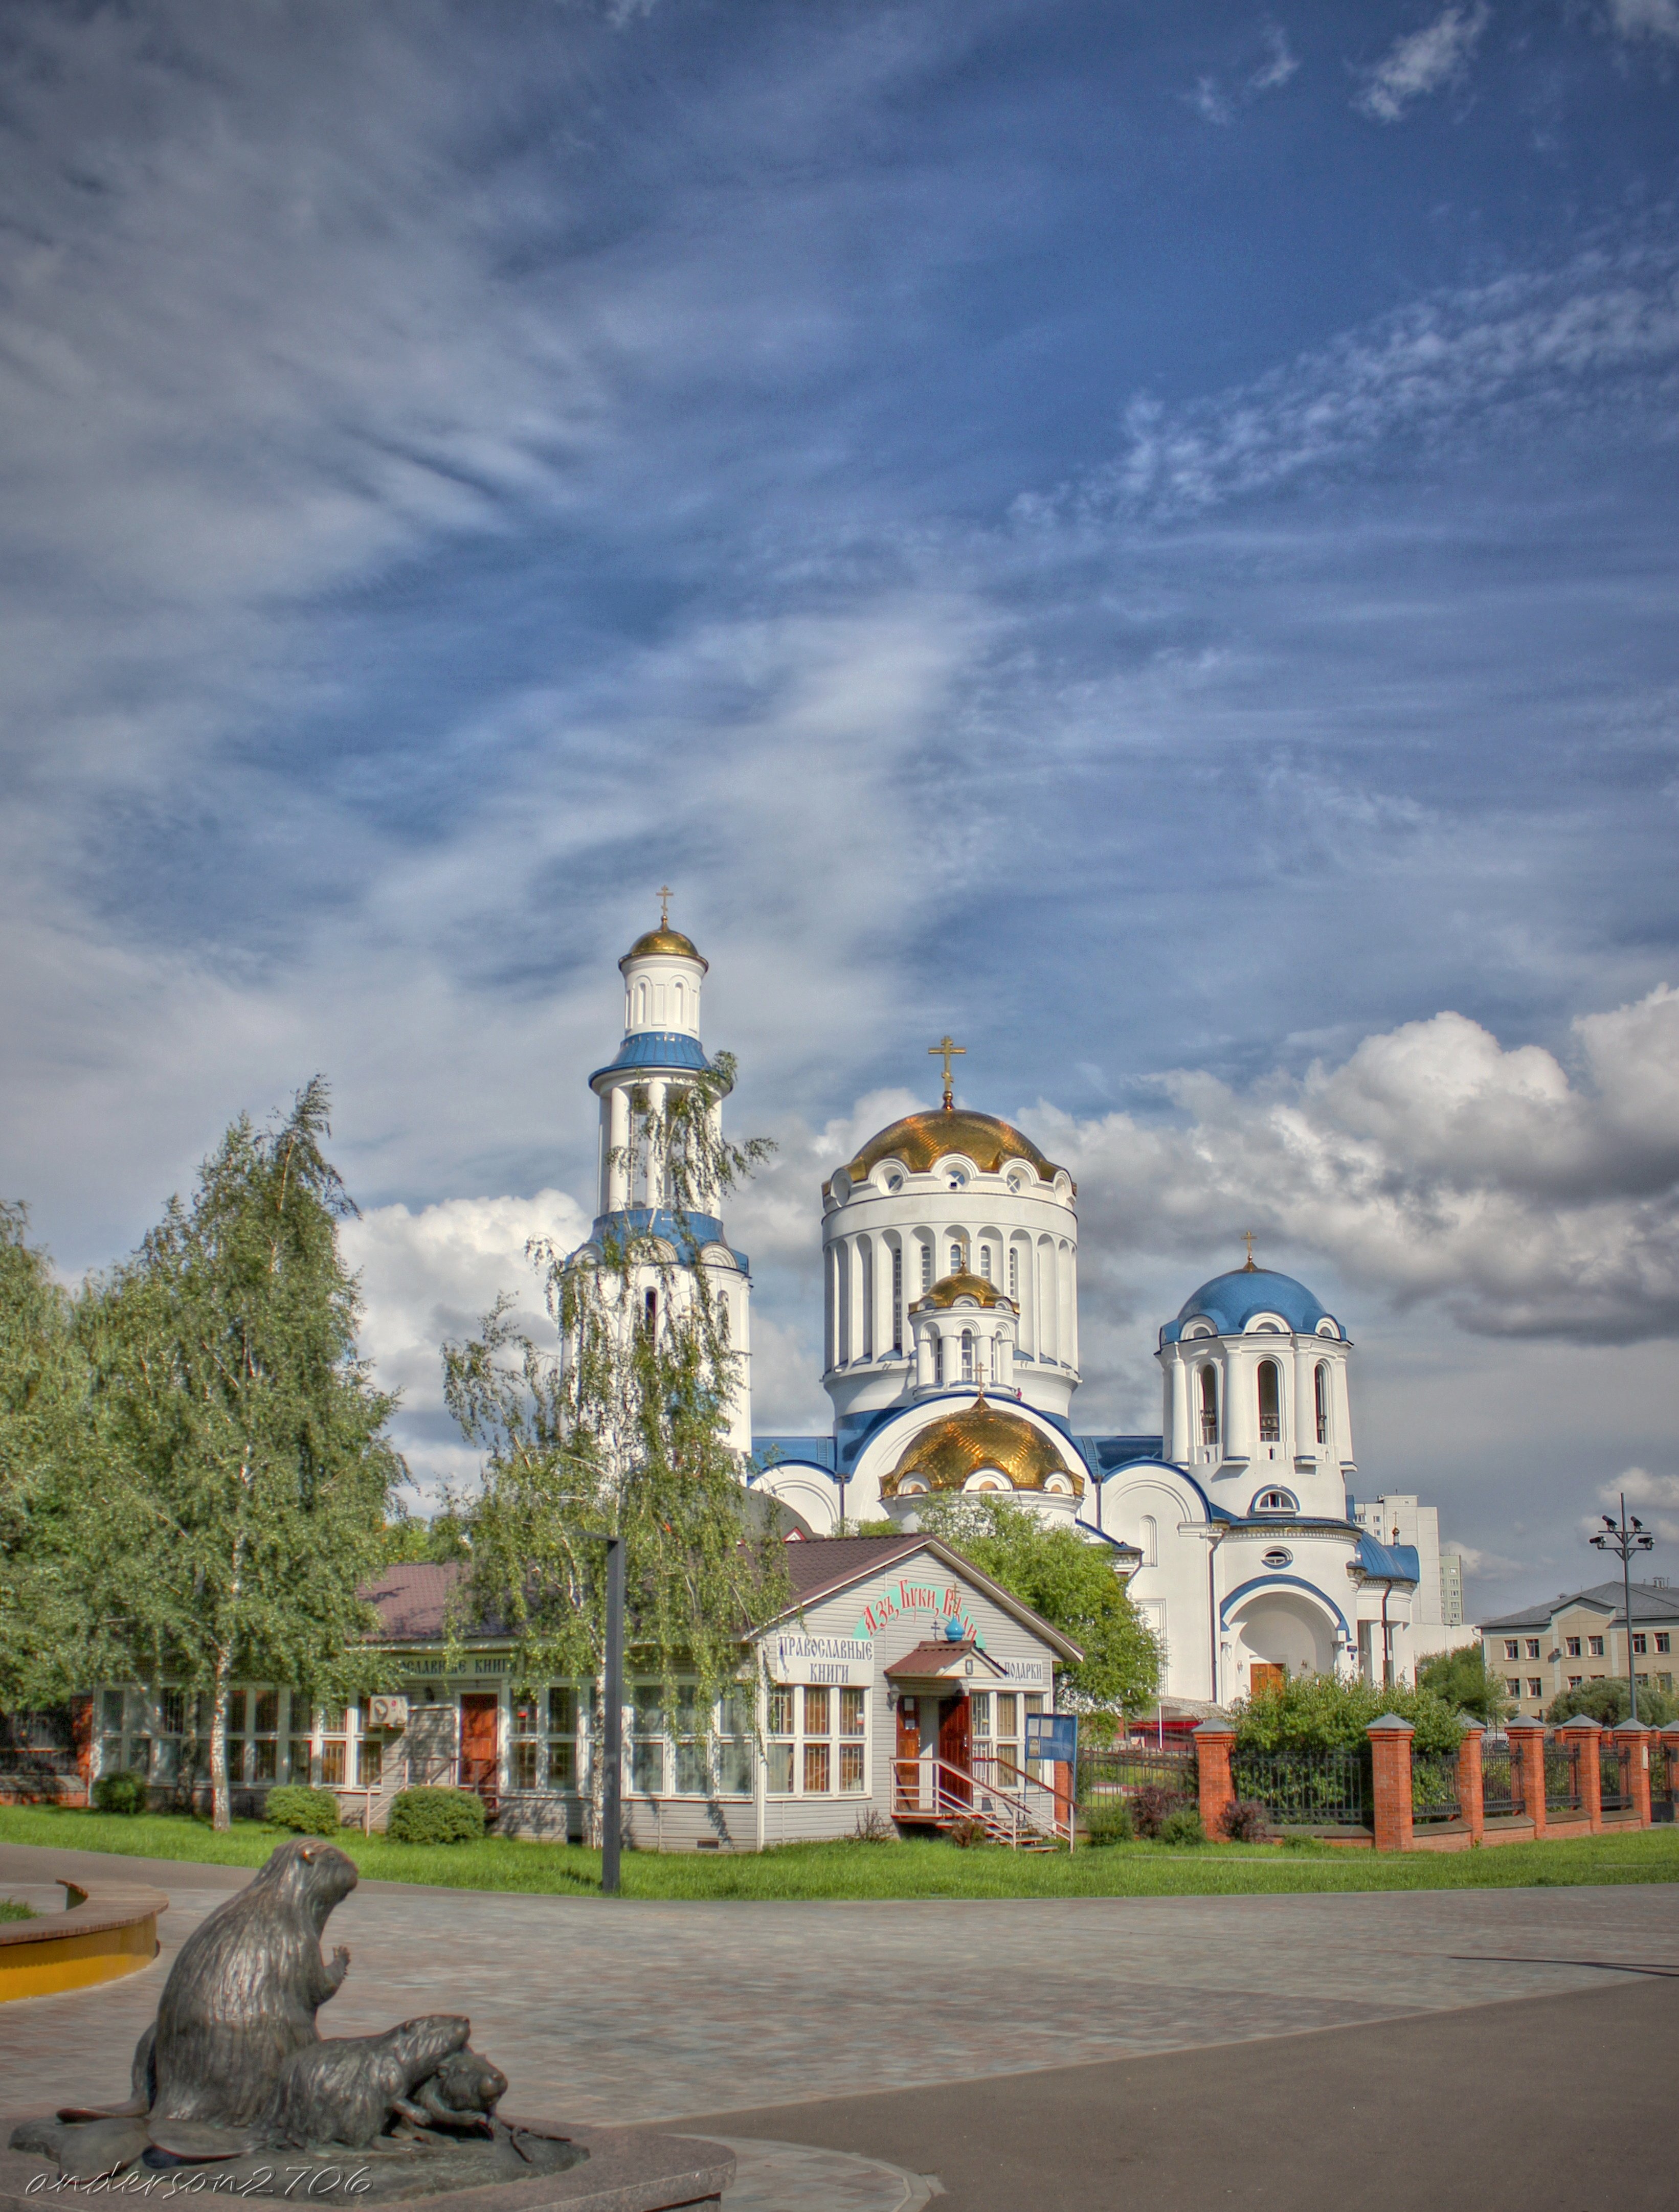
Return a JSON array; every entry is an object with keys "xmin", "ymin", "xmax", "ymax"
[
  {"xmin": 0, "ymin": 1205, "xmax": 102, "ymax": 1705},
  {"xmin": 908, "ymin": 1494, "xmax": 1162, "ymax": 1720},
  {"xmin": 445, "ymin": 1055, "xmax": 787, "ymax": 1846},
  {"xmin": 1547, "ymin": 1676, "xmax": 1676, "ymax": 1729},
  {"xmin": 1232, "ymin": 1669, "xmax": 1464, "ymax": 1755},
  {"xmin": 376, "ymin": 1504, "xmax": 472, "ymax": 1564},
  {"xmin": 1416, "ymin": 1642, "xmax": 1510, "ymax": 1725},
  {"xmin": 83, "ymin": 1080, "xmax": 402, "ymax": 1830}
]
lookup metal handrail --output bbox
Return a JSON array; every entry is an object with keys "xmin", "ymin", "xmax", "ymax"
[{"xmin": 891, "ymin": 1754, "xmax": 1070, "ymax": 1847}]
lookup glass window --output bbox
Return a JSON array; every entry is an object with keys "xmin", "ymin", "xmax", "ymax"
[
  {"xmin": 719, "ymin": 1684, "xmax": 754, "ymax": 1736},
  {"xmin": 1505, "ymin": 1680, "xmax": 1520, "ymax": 1699},
  {"xmin": 548, "ymin": 1687, "xmax": 576, "ymax": 1735},
  {"xmin": 161, "ymin": 1688, "xmax": 188, "ymax": 1736},
  {"xmin": 960, "ymin": 1330, "xmax": 975, "ymax": 1382},
  {"xmin": 289, "ymin": 1738, "xmax": 312, "ymax": 1781},
  {"xmin": 1504, "ymin": 1640, "xmax": 1520, "ymax": 1660},
  {"xmin": 767, "ymin": 1741, "xmax": 795, "ymax": 1793},
  {"xmin": 101, "ymin": 1690, "xmax": 125, "ymax": 1734},
  {"xmin": 949, "ymin": 1241, "xmax": 965, "ymax": 1277},
  {"xmin": 1257, "ymin": 1361, "xmax": 1281, "ymax": 1443},
  {"xmin": 228, "ymin": 1690, "xmax": 248, "ymax": 1735},
  {"xmin": 804, "ymin": 1742, "xmax": 832, "ymax": 1794},
  {"xmin": 1198, "ymin": 1365, "xmax": 1218, "ymax": 1446},
  {"xmin": 319, "ymin": 1740, "xmax": 346, "ymax": 1787},
  {"xmin": 510, "ymin": 1742, "xmax": 539, "ymax": 1791},
  {"xmin": 1589, "ymin": 1636, "xmax": 1605, "ymax": 1657},
  {"xmin": 129, "ymin": 1736, "xmax": 152, "ymax": 1777},
  {"xmin": 1569, "ymin": 1676, "xmax": 1582, "ymax": 1689},
  {"xmin": 803, "ymin": 1686, "xmax": 831, "ymax": 1738},
  {"xmin": 767, "ymin": 1687, "xmax": 794, "ymax": 1736},
  {"xmin": 840, "ymin": 1744, "xmax": 866, "ymax": 1792},
  {"xmin": 251, "ymin": 1739, "xmax": 278, "ymax": 1782},
  {"xmin": 839, "ymin": 1688, "xmax": 866, "ymax": 1737},
  {"xmin": 675, "ymin": 1740, "xmax": 709, "ymax": 1795},
  {"xmin": 1659, "ymin": 1674, "xmax": 1674, "ymax": 1693},
  {"xmin": 920, "ymin": 1243, "xmax": 933, "ymax": 1293},
  {"xmin": 1657, "ymin": 1635, "xmax": 1671, "ymax": 1655},
  {"xmin": 718, "ymin": 1737, "xmax": 752, "ymax": 1796},
  {"xmin": 101, "ymin": 1734, "xmax": 123, "ymax": 1773},
  {"xmin": 1313, "ymin": 1363, "xmax": 1329, "ymax": 1446},
  {"xmin": 1526, "ymin": 1640, "xmax": 1541, "ymax": 1660},
  {"xmin": 632, "ymin": 1739, "xmax": 665, "ymax": 1794},
  {"xmin": 1528, "ymin": 1679, "xmax": 1542, "ymax": 1699},
  {"xmin": 548, "ymin": 1740, "xmax": 576, "ymax": 1789},
  {"xmin": 996, "ymin": 1692, "xmax": 1018, "ymax": 1739},
  {"xmin": 319, "ymin": 1703, "xmax": 347, "ymax": 1733},
  {"xmin": 971, "ymin": 1692, "xmax": 992, "ymax": 1739},
  {"xmin": 512, "ymin": 1697, "xmax": 541, "ymax": 1736},
  {"xmin": 253, "ymin": 1692, "xmax": 279, "ymax": 1735},
  {"xmin": 1565, "ymin": 1638, "xmax": 1581, "ymax": 1657},
  {"xmin": 153, "ymin": 1738, "xmax": 180, "ymax": 1781},
  {"xmin": 1631, "ymin": 1634, "xmax": 1646, "ymax": 1656},
  {"xmin": 979, "ymin": 1246, "xmax": 994, "ymax": 1284}
]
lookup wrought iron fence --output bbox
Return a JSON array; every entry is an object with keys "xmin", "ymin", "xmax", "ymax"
[
  {"xmin": 1480, "ymin": 1736, "xmax": 1523, "ymax": 1818},
  {"xmin": 1543, "ymin": 1738, "xmax": 1581, "ymax": 1814},
  {"xmin": 1230, "ymin": 1746, "xmax": 1371, "ymax": 1829},
  {"xmin": 1411, "ymin": 1750, "xmax": 1462, "ymax": 1824},
  {"xmin": 1651, "ymin": 1740, "xmax": 1670, "ymax": 1806},
  {"xmin": 1079, "ymin": 1743, "xmax": 1197, "ymax": 1800},
  {"xmin": 1600, "ymin": 1739, "xmax": 1631, "ymax": 1813}
]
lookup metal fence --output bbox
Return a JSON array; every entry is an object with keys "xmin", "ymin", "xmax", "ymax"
[
  {"xmin": 1652, "ymin": 1741, "xmax": 1670, "ymax": 1808},
  {"xmin": 1600, "ymin": 1740, "xmax": 1631, "ymax": 1813},
  {"xmin": 1544, "ymin": 1739, "xmax": 1581, "ymax": 1814},
  {"xmin": 1411, "ymin": 1750, "xmax": 1462, "ymax": 1825},
  {"xmin": 1230, "ymin": 1746, "xmax": 1370, "ymax": 1829},
  {"xmin": 1079, "ymin": 1742, "xmax": 1197, "ymax": 1799},
  {"xmin": 1480, "ymin": 1736, "xmax": 1523, "ymax": 1818}
]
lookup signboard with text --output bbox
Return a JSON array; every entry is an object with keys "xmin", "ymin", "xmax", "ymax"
[
  {"xmin": 1025, "ymin": 1713, "xmax": 1078, "ymax": 1765},
  {"xmin": 768, "ymin": 1633, "xmax": 875, "ymax": 1686}
]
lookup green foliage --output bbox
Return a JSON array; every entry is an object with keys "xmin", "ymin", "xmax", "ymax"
[
  {"xmin": 1156, "ymin": 1807, "xmax": 1206, "ymax": 1846},
  {"xmin": 1082, "ymin": 1795, "xmax": 1134, "ymax": 1846},
  {"xmin": 1547, "ymin": 1677, "xmax": 1677, "ymax": 1728},
  {"xmin": 376, "ymin": 1507, "xmax": 471, "ymax": 1564},
  {"xmin": 445, "ymin": 1054, "xmax": 787, "ymax": 1845},
  {"xmin": 909, "ymin": 1494, "xmax": 1161, "ymax": 1715},
  {"xmin": 0, "ymin": 1898, "xmax": 33, "ymax": 1922},
  {"xmin": 91, "ymin": 1770, "xmax": 149, "ymax": 1815},
  {"xmin": 386, "ymin": 1786, "xmax": 486, "ymax": 1844},
  {"xmin": 78, "ymin": 1079, "xmax": 404, "ymax": 1830},
  {"xmin": 946, "ymin": 1814, "xmax": 992, "ymax": 1848},
  {"xmin": 1232, "ymin": 1671, "xmax": 1465, "ymax": 1756},
  {"xmin": 1417, "ymin": 1643, "xmax": 1510, "ymax": 1724},
  {"xmin": 0, "ymin": 1205, "xmax": 106, "ymax": 1706},
  {"xmin": 1129, "ymin": 1782, "xmax": 1190, "ymax": 1837},
  {"xmin": 264, "ymin": 1784, "xmax": 344, "ymax": 1835}
]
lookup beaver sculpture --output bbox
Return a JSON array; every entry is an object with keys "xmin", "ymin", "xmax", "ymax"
[
  {"xmin": 264, "ymin": 2017, "xmax": 472, "ymax": 2150},
  {"xmin": 409, "ymin": 2049, "xmax": 509, "ymax": 2134}
]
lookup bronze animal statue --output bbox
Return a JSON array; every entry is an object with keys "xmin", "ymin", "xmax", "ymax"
[
  {"xmin": 409, "ymin": 2049, "xmax": 508, "ymax": 2134},
  {"xmin": 264, "ymin": 2017, "xmax": 471, "ymax": 2150}
]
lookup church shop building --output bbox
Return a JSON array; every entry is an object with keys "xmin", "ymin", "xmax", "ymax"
[{"xmin": 89, "ymin": 1535, "xmax": 1079, "ymax": 1847}]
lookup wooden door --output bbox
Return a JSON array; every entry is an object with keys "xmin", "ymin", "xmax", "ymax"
[
  {"xmin": 896, "ymin": 1697, "xmax": 920, "ymax": 1808},
  {"xmin": 939, "ymin": 1694, "xmax": 972, "ymax": 1806},
  {"xmin": 1250, "ymin": 1662, "xmax": 1286, "ymax": 1700},
  {"xmin": 458, "ymin": 1694, "xmax": 500, "ymax": 1796}
]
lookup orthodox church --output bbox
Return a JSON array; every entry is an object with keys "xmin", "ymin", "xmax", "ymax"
[{"xmin": 572, "ymin": 910, "xmax": 1464, "ymax": 1709}]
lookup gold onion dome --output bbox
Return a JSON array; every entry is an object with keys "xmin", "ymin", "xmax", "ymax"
[
  {"xmin": 622, "ymin": 926, "xmax": 707, "ymax": 970},
  {"xmin": 883, "ymin": 1401, "xmax": 1084, "ymax": 1497},
  {"xmin": 913, "ymin": 1270, "xmax": 1014, "ymax": 1312},
  {"xmin": 831, "ymin": 1109, "xmax": 1068, "ymax": 1191}
]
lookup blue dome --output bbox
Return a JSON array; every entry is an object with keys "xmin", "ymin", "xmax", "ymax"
[{"xmin": 1160, "ymin": 1267, "xmax": 1339, "ymax": 1344}]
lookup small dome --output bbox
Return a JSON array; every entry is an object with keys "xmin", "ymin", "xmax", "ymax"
[
  {"xmin": 1164, "ymin": 1266, "xmax": 1336, "ymax": 1343},
  {"xmin": 621, "ymin": 926, "xmax": 707, "ymax": 971},
  {"xmin": 830, "ymin": 1108, "xmax": 1068, "ymax": 1193},
  {"xmin": 913, "ymin": 1270, "xmax": 1014, "ymax": 1313},
  {"xmin": 881, "ymin": 1402, "xmax": 1084, "ymax": 1497}
]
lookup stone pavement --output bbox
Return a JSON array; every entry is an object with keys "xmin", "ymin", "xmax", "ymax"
[{"xmin": 3, "ymin": 1843, "xmax": 1676, "ymax": 2205}]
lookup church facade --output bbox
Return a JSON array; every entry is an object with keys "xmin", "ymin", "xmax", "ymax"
[{"xmin": 574, "ymin": 914, "xmax": 1467, "ymax": 1710}]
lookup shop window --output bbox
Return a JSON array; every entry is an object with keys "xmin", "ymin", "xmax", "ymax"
[
  {"xmin": 510, "ymin": 1697, "xmax": 541, "ymax": 1791},
  {"xmin": 1257, "ymin": 1361, "xmax": 1281, "ymax": 1443},
  {"xmin": 804, "ymin": 1741, "xmax": 832, "ymax": 1794},
  {"xmin": 767, "ymin": 1686, "xmax": 795, "ymax": 1794},
  {"xmin": 1198, "ymin": 1365, "xmax": 1218, "ymax": 1447}
]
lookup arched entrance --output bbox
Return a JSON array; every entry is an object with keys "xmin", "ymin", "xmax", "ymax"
[{"xmin": 1226, "ymin": 1587, "xmax": 1338, "ymax": 1699}]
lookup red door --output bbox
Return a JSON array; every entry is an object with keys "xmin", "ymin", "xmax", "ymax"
[
  {"xmin": 939, "ymin": 1694, "xmax": 972, "ymax": 1807},
  {"xmin": 896, "ymin": 1696, "xmax": 920, "ymax": 1809},
  {"xmin": 459, "ymin": 1695, "xmax": 500, "ymax": 1801}
]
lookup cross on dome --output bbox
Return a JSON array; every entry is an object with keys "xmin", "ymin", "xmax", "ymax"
[
  {"xmin": 658, "ymin": 884, "xmax": 673, "ymax": 925},
  {"xmin": 928, "ymin": 1034, "xmax": 966, "ymax": 1110}
]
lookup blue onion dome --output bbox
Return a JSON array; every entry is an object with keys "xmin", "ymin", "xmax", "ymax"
[{"xmin": 1161, "ymin": 1266, "xmax": 1340, "ymax": 1343}]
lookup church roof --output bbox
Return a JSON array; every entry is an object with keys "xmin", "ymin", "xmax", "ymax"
[
  {"xmin": 829, "ymin": 1107, "xmax": 1068, "ymax": 1195},
  {"xmin": 882, "ymin": 1399, "xmax": 1084, "ymax": 1498},
  {"xmin": 1161, "ymin": 1266, "xmax": 1338, "ymax": 1343},
  {"xmin": 913, "ymin": 1270, "xmax": 1015, "ymax": 1312},
  {"xmin": 622, "ymin": 926, "xmax": 707, "ymax": 969}
]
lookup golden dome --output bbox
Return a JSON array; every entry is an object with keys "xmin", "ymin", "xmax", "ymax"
[
  {"xmin": 913, "ymin": 1270, "xmax": 1014, "ymax": 1313},
  {"xmin": 621, "ymin": 926, "xmax": 707, "ymax": 972},
  {"xmin": 828, "ymin": 1109, "xmax": 1068, "ymax": 1194},
  {"xmin": 882, "ymin": 1401, "xmax": 1084, "ymax": 1498}
]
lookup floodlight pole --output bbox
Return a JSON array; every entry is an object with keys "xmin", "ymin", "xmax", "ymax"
[
  {"xmin": 1590, "ymin": 1492, "xmax": 1653, "ymax": 1723},
  {"xmin": 584, "ymin": 1532, "xmax": 625, "ymax": 1895}
]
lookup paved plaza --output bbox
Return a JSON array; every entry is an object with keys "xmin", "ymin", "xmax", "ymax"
[{"xmin": 3, "ymin": 1842, "xmax": 1676, "ymax": 2208}]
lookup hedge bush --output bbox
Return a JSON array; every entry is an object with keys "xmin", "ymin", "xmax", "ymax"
[
  {"xmin": 1218, "ymin": 1797, "xmax": 1271, "ymax": 1843},
  {"xmin": 1129, "ymin": 1782, "xmax": 1190, "ymax": 1839},
  {"xmin": 1156, "ymin": 1806, "xmax": 1207, "ymax": 1846},
  {"xmin": 91, "ymin": 1770, "xmax": 149, "ymax": 1815},
  {"xmin": 1082, "ymin": 1795, "xmax": 1134, "ymax": 1846},
  {"xmin": 1232, "ymin": 1672, "xmax": 1464, "ymax": 1756},
  {"xmin": 385, "ymin": 1787, "xmax": 486, "ymax": 1845},
  {"xmin": 264, "ymin": 1784, "xmax": 344, "ymax": 1836}
]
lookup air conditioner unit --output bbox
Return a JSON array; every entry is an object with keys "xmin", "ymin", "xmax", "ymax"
[{"xmin": 367, "ymin": 1696, "xmax": 409, "ymax": 1732}]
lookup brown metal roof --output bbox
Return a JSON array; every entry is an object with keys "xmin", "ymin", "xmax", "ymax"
[
  {"xmin": 361, "ymin": 1562, "xmax": 467, "ymax": 1640},
  {"xmin": 884, "ymin": 1639, "xmax": 1009, "ymax": 1680}
]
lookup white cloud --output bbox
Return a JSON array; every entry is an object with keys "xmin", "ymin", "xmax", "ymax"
[
  {"xmin": 1605, "ymin": 0, "xmax": 1679, "ymax": 47},
  {"xmin": 1187, "ymin": 23, "xmax": 1297, "ymax": 123},
  {"xmin": 1355, "ymin": 5, "xmax": 1491, "ymax": 123},
  {"xmin": 1249, "ymin": 24, "xmax": 1301, "ymax": 94}
]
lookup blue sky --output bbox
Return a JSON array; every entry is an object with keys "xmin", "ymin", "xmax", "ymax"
[{"xmin": 4, "ymin": 0, "xmax": 1678, "ymax": 1616}]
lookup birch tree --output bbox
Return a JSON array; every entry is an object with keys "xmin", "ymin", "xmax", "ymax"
[
  {"xmin": 444, "ymin": 1054, "xmax": 785, "ymax": 1846},
  {"xmin": 86, "ymin": 1080, "xmax": 401, "ymax": 1829}
]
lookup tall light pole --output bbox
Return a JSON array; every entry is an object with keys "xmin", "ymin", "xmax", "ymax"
[{"xmin": 1591, "ymin": 1493, "xmax": 1653, "ymax": 1722}]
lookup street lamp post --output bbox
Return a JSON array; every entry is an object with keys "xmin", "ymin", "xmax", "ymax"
[{"xmin": 1590, "ymin": 1493, "xmax": 1654, "ymax": 1723}]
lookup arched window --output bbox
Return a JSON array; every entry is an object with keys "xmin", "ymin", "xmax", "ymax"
[
  {"xmin": 891, "ymin": 1244, "xmax": 904, "ymax": 1353},
  {"xmin": 860, "ymin": 1239, "xmax": 873, "ymax": 1360},
  {"xmin": 672, "ymin": 980, "xmax": 684, "ymax": 1026},
  {"xmin": 920, "ymin": 1241, "xmax": 934, "ymax": 1293},
  {"xmin": 635, "ymin": 981, "xmax": 648, "ymax": 1025},
  {"xmin": 1008, "ymin": 1246, "xmax": 1019, "ymax": 1302},
  {"xmin": 961, "ymin": 1330, "xmax": 975, "ymax": 1382},
  {"xmin": 979, "ymin": 1244, "xmax": 994, "ymax": 1284},
  {"xmin": 1198, "ymin": 1364, "xmax": 1218, "ymax": 1446},
  {"xmin": 1139, "ymin": 1514, "xmax": 1158, "ymax": 1568},
  {"xmin": 1257, "ymin": 1360, "xmax": 1281, "ymax": 1442},
  {"xmin": 949, "ymin": 1238, "xmax": 966, "ymax": 1277},
  {"xmin": 643, "ymin": 1287, "xmax": 658, "ymax": 1334},
  {"xmin": 1255, "ymin": 1488, "xmax": 1295, "ymax": 1513},
  {"xmin": 1314, "ymin": 1362, "xmax": 1330, "ymax": 1446},
  {"xmin": 933, "ymin": 1334, "xmax": 945, "ymax": 1386}
]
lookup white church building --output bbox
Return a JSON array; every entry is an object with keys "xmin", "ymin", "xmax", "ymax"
[{"xmin": 575, "ymin": 912, "xmax": 1469, "ymax": 1710}]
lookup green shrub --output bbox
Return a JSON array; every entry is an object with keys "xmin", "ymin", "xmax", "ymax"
[
  {"xmin": 1156, "ymin": 1807, "xmax": 1206, "ymax": 1847},
  {"xmin": 92, "ymin": 1770, "xmax": 149, "ymax": 1816},
  {"xmin": 1232, "ymin": 1672, "xmax": 1464, "ymax": 1756},
  {"xmin": 1218, "ymin": 1798, "xmax": 1271, "ymax": 1843},
  {"xmin": 264, "ymin": 1784, "xmax": 344, "ymax": 1836},
  {"xmin": 385, "ymin": 1787, "xmax": 486, "ymax": 1845},
  {"xmin": 1130, "ymin": 1782, "xmax": 1191, "ymax": 1838},
  {"xmin": 946, "ymin": 1815, "xmax": 992, "ymax": 1849},
  {"xmin": 1417, "ymin": 1644, "xmax": 1510, "ymax": 1725},
  {"xmin": 1082, "ymin": 1795, "xmax": 1134, "ymax": 1846},
  {"xmin": 1546, "ymin": 1678, "xmax": 1677, "ymax": 1729}
]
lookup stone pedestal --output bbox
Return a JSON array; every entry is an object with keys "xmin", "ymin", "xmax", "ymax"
[
  {"xmin": 1367, "ymin": 1716, "xmax": 1414, "ymax": 1853},
  {"xmin": 1194, "ymin": 1721, "xmax": 1236, "ymax": 1838}
]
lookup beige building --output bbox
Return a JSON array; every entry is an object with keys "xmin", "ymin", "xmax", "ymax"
[{"xmin": 1480, "ymin": 1578, "xmax": 1678, "ymax": 1719}]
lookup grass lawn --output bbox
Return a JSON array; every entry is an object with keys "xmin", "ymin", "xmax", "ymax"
[
  {"xmin": 0, "ymin": 1896, "xmax": 33, "ymax": 1920},
  {"xmin": 1, "ymin": 1803, "xmax": 1677, "ymax": 1898}
]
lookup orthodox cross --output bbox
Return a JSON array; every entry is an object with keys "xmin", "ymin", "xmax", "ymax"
[
  {"xmin": 1241, "ymin": 1228, "xmax": 1258, "ymax": 1271},
  {"xmin": 929, "ymin": 1034, "xmax": 965, "ymax": 1110},
  {"xmin": 658, "ymin": 884, "xmax": 673, "ymax": 926}
]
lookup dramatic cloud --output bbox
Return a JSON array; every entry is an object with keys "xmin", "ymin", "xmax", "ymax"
[
  {"xmin": 1598, "ymin": 1468, "xmax": 1679, "ymax": 1544},
  {"xmin": 1355, "ymin": 5, "xmax": 1491, "ymax": 123}
]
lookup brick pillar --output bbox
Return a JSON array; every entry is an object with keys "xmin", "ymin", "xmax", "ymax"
[
  {"xmin": 1194, "ymin": 1720, "xmax": 1236, "ymax": 1839},
  {"xmin": 1508, "ymin": 1720, "xmax": 1547, "ymax": 1838},
  {"xmin": 1457, "ymin": 1722, "xmax": 1485, "ymax": 1844},
  {"xmin": 1614, "ymin": 1721, "xmax": 1653, "ymax": 1826},
  {"xmin": 1367, "ymin": 1715, "xmax": 1415, "ymax": 1853},
  {"xmin": 1557, "ymin": 1718, "xmax": 1602, "ymax": 1834},
  {"xmin": 1660, "ymin": 1727, "xmax": 1679, "ymax": 1823}
]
